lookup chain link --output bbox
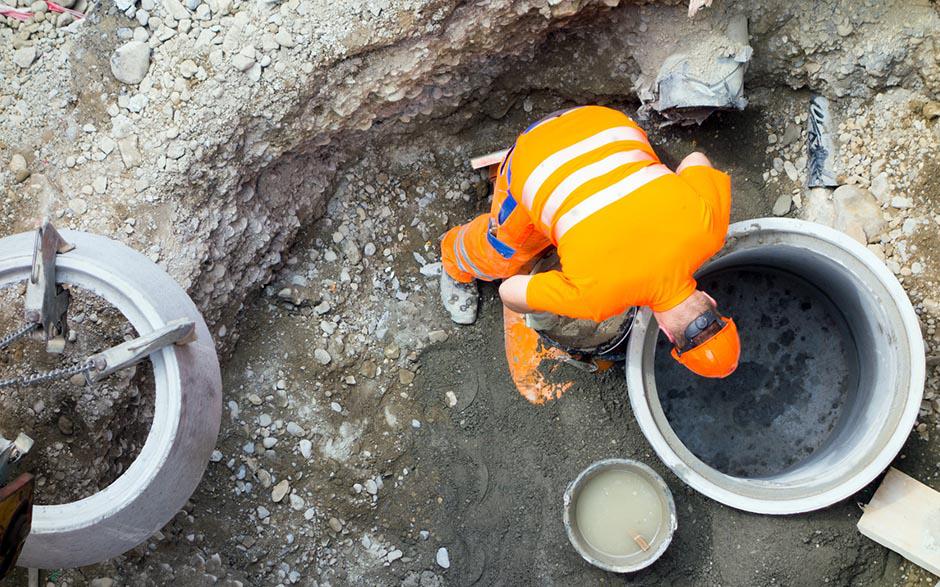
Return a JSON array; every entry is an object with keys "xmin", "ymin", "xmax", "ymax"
[
  {"xmin": 0, "ymin": 321, "xmax": 38, "ymax": 352},
  {"xmin": 0, "ymin": 360, "xmax": 95, "ymax": 391}
]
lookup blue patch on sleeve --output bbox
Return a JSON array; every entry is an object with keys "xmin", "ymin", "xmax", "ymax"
[
  {"xmin": 486, "ymin": 229, "xmax": 516, "ymax": 259},
  {"xmin": 498, "ymin": 194, "xmax": 517, "ymax": 225}
]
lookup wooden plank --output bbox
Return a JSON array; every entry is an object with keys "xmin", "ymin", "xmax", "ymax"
[
  {"xmin": 857, "ymin": 467, "xmax": 940, "ymax": 576},
  {"xmin": 470, "ymin": 148, "xmax": 509, "ymax": 170}
]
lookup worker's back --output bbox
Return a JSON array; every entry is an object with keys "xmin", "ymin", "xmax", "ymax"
[{"xmin": 505, "ymin": 106, "xmax": 731, "ymax": 321}]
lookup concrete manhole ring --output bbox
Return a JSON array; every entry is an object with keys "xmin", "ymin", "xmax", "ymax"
[
  {"xmin": 627, "ymin": 218, "xmax": 925, "ymax": 515},
  {"xmin": 0, "ymin": 230, "xmax": 222, "ymax": 568}
]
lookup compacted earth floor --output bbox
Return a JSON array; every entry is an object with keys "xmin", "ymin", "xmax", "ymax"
[{"xmin": 9, "ymin": 91, "xmax": 940, "ymax": 585}]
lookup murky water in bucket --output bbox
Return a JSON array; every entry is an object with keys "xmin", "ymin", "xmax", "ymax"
[
  {"xmin": 575, "ymin": 468, "xmax": 665, "ymax": 558},
  {"xmin": 653, "ymin": 266, "xmax": 859, "ymax": 478}
]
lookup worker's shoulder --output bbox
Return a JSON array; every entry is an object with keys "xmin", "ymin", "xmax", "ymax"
[
  {"xmin": 563, "ymin": 105, "xmax": 640, "ymax": 128},
  {"xmin": 515, "ymin": 105, "xmax": 643, "ymax": 150}
]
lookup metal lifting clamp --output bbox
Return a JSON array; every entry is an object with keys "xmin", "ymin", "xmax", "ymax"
[
  {"xmin": 24, "ymin": 219, "xmax": 74, "ymax": 354},
  {"xmin": 0, "ymin": 220, "xmax": 201, "ymax": 577},
  {"xmin": 0, "ymin": 220, "xmax": 198, "ymax": 390}
]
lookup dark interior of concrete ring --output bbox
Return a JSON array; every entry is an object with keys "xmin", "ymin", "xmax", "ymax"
[{"xmin": 653, "ymin": 264, "xmax": 861, "ymax": 478}]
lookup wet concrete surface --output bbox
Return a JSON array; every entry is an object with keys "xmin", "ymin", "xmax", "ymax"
[{"xmin": 654, "ymin": 266, "xmax": 858, "ymax": 477}]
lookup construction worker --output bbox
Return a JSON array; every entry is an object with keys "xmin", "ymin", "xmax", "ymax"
[{"xmin": 440, "ymin": 105, "xmax": 740, "ymax": 379}]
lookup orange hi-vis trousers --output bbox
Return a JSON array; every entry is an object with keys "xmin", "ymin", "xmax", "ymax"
[{"xmin": 441, "ymin": 106, "xmax": 657, "ymax": 285}]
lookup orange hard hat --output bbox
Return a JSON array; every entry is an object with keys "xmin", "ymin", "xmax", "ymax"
[{"xmin": 670, "ymin": 313, "xmax": 740, "ymax": 378}]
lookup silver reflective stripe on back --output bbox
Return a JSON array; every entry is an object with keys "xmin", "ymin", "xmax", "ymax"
[
  {"xmin": 539, "ymin": 150, "xmax": 655, "ymax": 228},
  {"xmin": 520, "ymin": 126, "xmax": 649, "ymax": 209},
  {"xmin": 553, "ymin": 164, "xmax": 672, "ymax": 241}
]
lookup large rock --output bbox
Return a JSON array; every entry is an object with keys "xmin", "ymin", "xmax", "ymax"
[
  {"xmin": 832, "ymin": 185, "xmax": 887, "ymax": 245},
  {"xmin": 110, "ymin": 41, "xmax": 151, "ymax": 85}
]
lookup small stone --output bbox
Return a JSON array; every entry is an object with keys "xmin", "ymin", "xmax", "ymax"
[
  {"xmin": 419, "ymin": 530, "xmax": 430, "ymax": 540},
  {"xmin": 399, "ymin": 369, "xmax": 415, "ymax": 385},
  {"xmin": 272, "ymin": 479, "xmax": 290, "ymax": 502},
  {"xmin": 411, "ymin": 419, "xmax": 421, "ymax": 429},
  {"xmin": 232, "ymin": 46, "xmax": 256, "ymax": 72},
  {"xmin": 922, "ymin": 101, "xmax": 940, "ymax": 120},
  {"xmin": 330, "ymin": 401, "xmax": 342, "ymax": 413},
  {"xmin": 384, "ymin": 343, "xmax": 400, "ymax": 359},
  {"xmin": 364, "ymin": 479, "xmax": 378, "ymax": 495},
  {"xmin": 68, "ymin": 198, "xmax": 88, "ymax": 215},
  {"xmin": 363, "ymin": 242, "xmax": 376, "ymax": 256},
  {"xmin": 248, "ymin": 393, "xmax": 263, "ymax": 405},
  {"xmin": 258, "ymin": 414, "xmax": 272, "ymax": 427},
  {"xmin": 286, "ymin": 422, "xmax": 305, "ymax": 437},
  {"xmin": 783, "ymin": 160, "xmax": 799, "ymax": 182},
  {"xmin": 110, "ymin": 41, "xmax": 151, "ymax": 84},
  {"xmin": 298, "ymin": 439, "xmax": 312, "ymax": 459},
  {"xmin": 780, "ymin": 123, "xmax": 800, "ymax": 146},
  {"xmin": 304, "ymin": 507, "xmax": 316, "ymax": 520},
  {"xmin": 870, "ymin": 172, "xmax": 890, "ymax": 203},
  {"xmin": 90, "ymin": 579, "xmax": 114, "ymax": 587},
  {"xmin": 328, "ymin": 517, "xmax": 343, "ymax": 532},
  {"xmin": 891, "ymin": 196, "xmax": 914, "ymax": 209},
  {"xmin": 92, "ymin": 176, "xmax": 108, "ymax": 194},
  {"xmin": 9, "ymin": 154, "xmax": 29, "ymax": 183},
  {"xmin": 12, "ymin": 46, "xmax": 38, "ymax": 69},
  {"xmin": 274, "ymin": 29, "xmax": 295, "ymax": 48},
  {"xmin": 209, "ymin": 450, "xmax": 223, "ymax": 462},
  {"xmin": 912, "ymin": 262, "xmax": 924, "ymax": 275},
  {"xmin": 118, "ymin": 135, "xmax": 142, "ymax": 168},
  {"xmin": 262, "ymin": 436, "xmax": 277, "ymax": 449},
  {"xmin": 419, "ymin": 262, "xmax": 442, "ymax": 277},
  {"xmin": 179, "ymin": 59, "xmax": 198, "ymax": 79},
  {"xmin": 162, "ymin": 0, "xmax": 189, "ymax": 19},
  {"xmin": 428, "ymin": 330, "xmax": 448, "ymax": 343},
  {"xmin": 436, "ymin": 547, "xmax": 450, "ymax": 569},
  {"xmin": 445, "ymin": 391, "xmax": 458, "ymax": 407},
  {"xmin": 98, "ymin": 136, "xmax": 117, "ymax": 155},
  {"xmin": 387, "ymin": 549, "xmax": 403, "ymax": 563},
  {"xmin": 289, "ymin": 493, "xmax": 305, "ymax": 510},
  {"xmin": 314, "ymin": 348, "xmax": 331, "ymax": 365},
  {"xmin": 57, "ymin": 415, "xmax": 74, "ymax": 435},
  {"xmin": 772, "ymin": 194, "xmax": 791, "ymax": 216},
  {"xmin": 257, "ymin": 506, "xmax": 270, "ymax": 519}
]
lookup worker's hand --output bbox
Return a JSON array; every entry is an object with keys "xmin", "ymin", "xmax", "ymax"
[
  {"xmin": 676, "ymin": 152, "xmax": 712, "ymax": 174},
  {"xmin": 499, "ymin": 275, "xmax": 535, "ymax": 314}
]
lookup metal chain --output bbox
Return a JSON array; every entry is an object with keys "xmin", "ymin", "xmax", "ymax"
[
  {"xmin": 0, "ymin": 321, "xmax": 38, "ymax": 352},
  {"xmin": 0, "ymin": 360, "xmax": 95, "ymax": 391}
]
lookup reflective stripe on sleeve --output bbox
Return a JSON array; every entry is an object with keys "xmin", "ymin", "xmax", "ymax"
[
  {"xmin": 553, "ymin": 164, "xmax": 672, "ymax": 241},
  {"xmin": 539, "ymin": 149, "xmax": 655, "ymax": 228},
  {"xmin": 520, "ymin": 126, "xmax": 649, "ymax": 209}
]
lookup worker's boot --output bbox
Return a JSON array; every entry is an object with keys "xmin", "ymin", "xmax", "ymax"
[{"xmin": 440, "ymin": 271, "xmax": 478, "ymax": 325}]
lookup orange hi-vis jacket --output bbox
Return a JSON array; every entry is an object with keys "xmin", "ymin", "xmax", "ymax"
[{"xmin": 441, "ymin": 105, "xmax": 732, "ymax": 322}]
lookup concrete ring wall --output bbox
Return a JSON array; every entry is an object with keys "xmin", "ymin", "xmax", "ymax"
[
  {"xmin": 0, "ymin": 230, "xmax": 222, "ymax": 568},
  {"xmin": 626, "ymin": 218, "xmax": 925, "ymax": 514}
]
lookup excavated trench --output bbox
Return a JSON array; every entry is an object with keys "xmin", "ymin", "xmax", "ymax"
[{"xmin": 5, "ymin": 0, "xmax": 940, "ymax": 582}]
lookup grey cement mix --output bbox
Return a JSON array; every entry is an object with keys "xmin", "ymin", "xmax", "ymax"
[{"xmin": 653, "ymin": 266, "xmax": 858, "ymax": 478}]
